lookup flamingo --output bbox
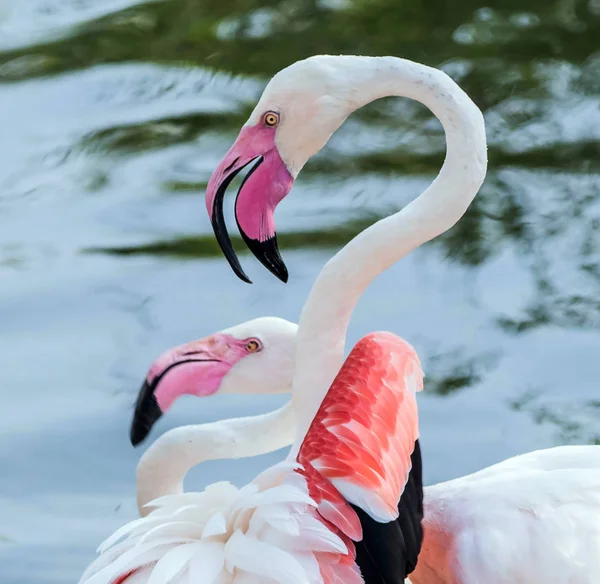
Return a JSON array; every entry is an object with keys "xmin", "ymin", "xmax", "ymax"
[
  {"xmin": 81, "ymin": 53, "xmax": 489, "ymax": 584},
  {"xmin": 81, "ymin": 327, "xmax": 425, "ymax": 584},
  {"xmin": 132, "ymin": 317, "xmax": 600, "ymax": 584},
  {"xmin": 200, "ymin": 52, "xmax": 600, "ymax": 580}
]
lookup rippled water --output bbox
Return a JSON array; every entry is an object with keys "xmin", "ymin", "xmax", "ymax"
[{"xmin": 1, "ymin": 0, "xmax": 599, "ymax": 580}]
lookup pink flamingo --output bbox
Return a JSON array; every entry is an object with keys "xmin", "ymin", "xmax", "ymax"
[
  {"xmin": 199, "ymin": 51, "xmax": 600, "ymax": 582},
  {"xmin": 81, "ymin": 324, "xmax": 424, "ymax": 584},
  {"xmin": 81, "ymin": 53, "xmax": 488, "ymax": 584},
  {"xmin": 130, "ymin": 317, "xmax": 600, "ymax": 584}
]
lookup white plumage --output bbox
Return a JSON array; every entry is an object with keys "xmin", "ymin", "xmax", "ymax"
[
  {"xmin": 412, "ymin": 445, "xmax": 600, "ymax": 583},
  {"xmin": 80, "ymin": 462, "xmax": 352, "ymax": 584},
  {"xmin": 125, "ymin": 307, "xmax": 600, "ymax": 584},
  {"xmin": 81, "ymin": 49, "xmax": 600, "ymax": 584}
]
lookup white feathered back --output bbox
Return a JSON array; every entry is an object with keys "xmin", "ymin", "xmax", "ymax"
[{"xmin": 79, "ymin": 462, "xmax": 349, "ymax": 584}]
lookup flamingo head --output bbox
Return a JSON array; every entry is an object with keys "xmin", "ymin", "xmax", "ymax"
[
  {"xmin": 130, "ymin": 316, "xmax": 297, "ymax": 446},
  {"xmin": 206, "ymin": 56, "xmax": 362, "ymax": 283}
]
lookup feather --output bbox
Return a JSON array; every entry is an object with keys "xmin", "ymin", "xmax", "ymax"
[
  {"xmin": 233, "ymin": 484, "xmax": 314, "ymax": 515},
  {"xmin": 352, "ymin": 440, "xmax": 423, "ymax": 584},
  {"xmin": 224, "ymin": 530, "xmax": 310, "ymax": 584},
  {"xmin": 253, "ymin": 461, "xmax": 303, "ymax": 490},
  {"xmin": 294, "ymin": 513, "xmax": 348, "ymax": 553},
  {"xmin": 98, "ymin": 516, "xmax": 166, "ymax": 553},
  {"xmin": 249, "ymin": 506, "xmax": 300, "ymax": 536},
  {"xmin": 202, "ymin": 512, "xmax": 228, "ymax": 538},
  {"xmin": 297, "ymin": 333, "xmax": 421, "ymax": 528},
  {"xmin": 138, "ymin": 522, "xmax": 203, "ymax": 546},
  {"xmin": 184, "ymin": 541, "xmax": 226, "ymax": 584},
  {"xmin": 84, "ymin": 544, "xmax": 171, "ymax": 584},
  {"xmin": 147, "ymin": 543, "xmax": 210, "ymax": 584}
]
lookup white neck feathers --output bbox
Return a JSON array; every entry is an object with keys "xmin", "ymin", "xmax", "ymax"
[
  {"xmin": 289, "ymin": 56, "xmax": 487, "ymax": 454},
  {"xmin": 136, "ymin": 401, "xmax": 296, "ymax": 515}
]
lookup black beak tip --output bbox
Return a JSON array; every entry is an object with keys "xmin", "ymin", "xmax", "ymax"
[
  {"xmin": 130, "ymin": 380, "xmax": 163, "ymax": 447},
  {"xmin": 275, "ymin": 261, "xmax": 289, "ymax": 284},
  {"xmin": 232, "ymin": 263, "xmax": 253, "ymax": 285},
  {"xmin": 241, "ymin": 233, "xmax": 289, "ymax": 284},
  {"xmin": 210, "ymin": 155, "xmax": 289, "ymax": 284},
  {"xmin": 280, "ymin": 270, "xmax": 289, "ymax": 284},
  {"xmin": 130, "ymin": 425, "xmax": 146, "ymax": 448}
]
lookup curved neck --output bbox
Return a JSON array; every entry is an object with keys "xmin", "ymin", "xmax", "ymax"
[
  {"xmin": 136, "ymin": 400, "xmax": 296, "ymax": 516},
  {"xmin": 290, "ymin": 57, "xmax": 487, "ymax": 453}
]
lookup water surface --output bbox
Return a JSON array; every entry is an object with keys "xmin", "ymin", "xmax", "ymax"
[{"xmin": 1, "ymin": 0, "xmax": 599, "ymax": 580}]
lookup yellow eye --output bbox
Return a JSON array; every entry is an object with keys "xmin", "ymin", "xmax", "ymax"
[
  {"xmin": 263, "ymin": 112, "xmax": 279, "ymax": 127},
  {"xmin": 245, "ymin": 339, "xmax": 261, "ymax": 353}
]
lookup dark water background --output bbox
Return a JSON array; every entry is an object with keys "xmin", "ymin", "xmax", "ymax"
[{"xmin": 1, "ymin": 0, "xmax": 599, "ymax": 581}]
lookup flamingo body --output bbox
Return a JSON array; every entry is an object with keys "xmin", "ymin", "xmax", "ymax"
[
  {"xmin": 99, "ymin": 45, "xmax": 600, "ymax": 583},
  {"xmin": 411, "ymin": 446, "xmax": 600, "ymax": 584},
  {"xmin": 81, "ymin": 333, "xmax": 424, "ymax": 584},
  {"xmin": 83, "ymin": 51, "xmax": 489, "ymax": 584},
  {"xmin": 131, "ymin": 318, "xmax": 600, "ymax": 584}
]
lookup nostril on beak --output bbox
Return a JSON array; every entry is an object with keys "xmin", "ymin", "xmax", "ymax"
[
  {"xmin": 180, "ymin": 349, "xmax": 208, "ymax": 357},
  {"xmin": 223, "ymin": 156, "xmax": 240, "ymax": 174}
]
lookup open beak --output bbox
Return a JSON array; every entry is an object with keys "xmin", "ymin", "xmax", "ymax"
[
  {"xmin": 205, "ymin": 127, "xmax": 294, "ymax": 284},
  {"xmin": 207, "ymin": 155, "xmax": 264, "ymax": 284}
]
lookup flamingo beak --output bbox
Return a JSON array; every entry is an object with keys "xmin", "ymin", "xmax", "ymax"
[
  {"xmin": 205, "ymin": 127, "xmax": 294, "ymax": 284},
  {"xmin": 130, "ymin": 378, "xmax": 163, "ymax": 447},
  {"xmin": 130, "ymin": 334, "xmax": 243, "ymax": 446},
  {"xmin": 129, "ymin": 356, "xmax": 222, "ymax": 447}
]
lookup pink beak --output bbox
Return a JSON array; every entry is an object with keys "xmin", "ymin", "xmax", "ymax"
[
  {"xmin": 205, "ymin": 124, "xmax": 294, "ymax": 283},
  {"xmin": 130, "ymin": 334, "xmax": 246, "ymax": 446}
]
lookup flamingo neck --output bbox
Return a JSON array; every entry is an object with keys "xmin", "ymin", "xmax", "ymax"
[
  {"xmin": 136, "ymin": 400, "xmax": 296, "ymax": 516},
  {"xmin": 289, "ymin": 56, "xmax": 487, "ymax": 454}
]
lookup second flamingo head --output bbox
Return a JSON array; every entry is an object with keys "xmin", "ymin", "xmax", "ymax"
[{"xmin": 130, "ymin": 316, "xmax": 298, "ymax": 446}]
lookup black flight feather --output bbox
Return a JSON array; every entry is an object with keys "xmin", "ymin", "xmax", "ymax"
[{"xmin": 352, "ymin": 439, "xmax": 424, "ymax": 584}]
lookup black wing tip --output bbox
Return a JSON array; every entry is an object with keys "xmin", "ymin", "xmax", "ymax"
[{"xmin": 353, "ymin": 439, "xmax": 424, "ymax": 583}]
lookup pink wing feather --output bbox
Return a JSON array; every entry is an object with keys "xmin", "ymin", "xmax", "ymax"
[
  {"xmin": 109, "ymin": 332, "xmax": 422, "ymax": 584},
  {"xmin": 297, "ymin": 331, "xmax": 423, "ymax": 530}
]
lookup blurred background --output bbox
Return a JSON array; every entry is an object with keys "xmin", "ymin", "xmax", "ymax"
[{"xmin": 1, "ymin": 0, "xmax": 599, "ymax": 581}]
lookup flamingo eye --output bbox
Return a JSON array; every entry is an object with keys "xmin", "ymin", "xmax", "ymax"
[
  {"xmin": 245, "ymin": 339, "xmax": 262, "ymax": 353},
  {"xmin": 263, "ymin": 112, "xmax": 279, "ymax": 127}
]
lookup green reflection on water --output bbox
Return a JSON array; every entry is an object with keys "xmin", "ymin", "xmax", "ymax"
[
  {"xmin": 79, "ymin": 110, "xmax": 252, "ymax": 154},
  {"xmin": 2, "ymin": 0, "xmax": 600, "ymax": 92},
  {"xmin": 2, "ymin": 0, "xmax": 599, "ymax": 401},
  {"xmin": 85, "ymin": 217, "xmax": 375, "ymax": 257},
  {"xmin": 511, "ymin": 391, "xmax": 600, "ymax": 445}
]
